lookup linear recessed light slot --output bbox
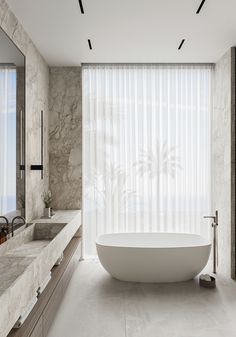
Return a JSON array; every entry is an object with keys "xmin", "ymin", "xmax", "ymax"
[
  {"xmin": 196, "ymin": 0, "xmax": 206, "ymax": 14},
  {"xmin": 78, "ymin": 0, "xmax": 84, "ymax": 14},
  {"xmin": 88, "ymin": 39, "xmax": 92, "ymax": 50},
  {"xmin": 178, "ymin": 39, "xmax": 185, "ymax": 50}
]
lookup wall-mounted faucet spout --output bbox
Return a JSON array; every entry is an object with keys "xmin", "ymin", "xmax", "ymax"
[
  {"xmin": 11, "ymin": 216, "xmax": 26, "ymax": 237},
  {"xmin": 0, "ymin": 216, "xmax": 9, "ymax": 227},
  {"xmin": 203, "ymin": 210, "xmax": 218, "ymax": 274}
]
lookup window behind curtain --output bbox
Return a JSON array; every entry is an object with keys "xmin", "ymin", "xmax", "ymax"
[
  {"xmin": 83, "ymin": 64, "xmax": 212, "ymax": 257},
  {"xmin": 0, "ymin": 67, "xmax": 16, "ymax": 215}
]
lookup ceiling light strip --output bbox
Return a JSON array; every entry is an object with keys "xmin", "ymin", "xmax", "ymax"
[
  {"xmin": 178, "ymin": 39, "xmax": 185, "ymax": 50},
  {"xmin": 196, "ymin": 0, "xmax": 206, "ymax": 14},
  {"xmin": 78, "ymin": 0, "xmax": 84, "ymax": 14},
  {"xmin": 88, "ymin": 39, "xmax": 92, "ymax": 50}
]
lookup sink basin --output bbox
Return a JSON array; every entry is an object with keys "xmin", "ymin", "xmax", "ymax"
[
  {"xmin": 33, "ymin": 222, "xmax": 66, "ymax": 240},
  {"xmin": 0, "ymin": 210, "xmax": 81, "ymax": 337},
  {"xmin": 4, "ymin": 223, "xmax": 67, "ymax": 258},
  {"xmin": 0, "ymin": 222, "xmax": 68, "ymax": 296},
  {"xmin": 0, "ymin": 256, "xmax": 33, "ymax": 296}
]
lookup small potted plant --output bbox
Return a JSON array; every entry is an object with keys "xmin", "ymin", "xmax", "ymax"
[{"xmin": 42, "ymin": 190, "xmax": 52, "ymax": 218}]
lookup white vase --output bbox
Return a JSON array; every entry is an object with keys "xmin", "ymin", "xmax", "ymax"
[{"xmin": 44, "ymin": 208, "xmax": 51, "ymax": 218}]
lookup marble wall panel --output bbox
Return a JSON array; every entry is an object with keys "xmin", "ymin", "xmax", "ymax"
[
  {"xmin": 212, "ymin": 48, "xmax": 235, "ymax": 278},
  {"xmin": 49, "ymin": 67, "xmax": 82, "ymax": 210},
  {"xmin": 0, "ymin": 0, "xmax": 49, "ymax": 221}
]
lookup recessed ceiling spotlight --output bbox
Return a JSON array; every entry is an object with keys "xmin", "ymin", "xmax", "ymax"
[
  {"xmin": 88, "ymin": 39, "xmax": 92, "ymax": 50},
  {"xmin": 196, "ymin": 0, "xmax": 206, "ymax": 14},
  {"xmin": 78, "ymin": 0, "xmax": 84, "ymax": 14},
  {"xmin": 178, "ymin": 39, "xmax": 185, "ymax": 50}
]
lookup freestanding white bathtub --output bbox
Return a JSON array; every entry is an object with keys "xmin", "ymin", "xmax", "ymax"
[{"xmin": 96, "ymin": 233, "xmax": 211, "ymax": 283}]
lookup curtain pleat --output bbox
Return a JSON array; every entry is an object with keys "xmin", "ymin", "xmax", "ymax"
[{"xmin": 83, "ymin": 64, "xmax": 212, "ymax": 257}]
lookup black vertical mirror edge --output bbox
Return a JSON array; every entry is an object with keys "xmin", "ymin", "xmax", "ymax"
[{"xmin": 231, "ymin": 47, "xmax": 236, "ymax": 279}]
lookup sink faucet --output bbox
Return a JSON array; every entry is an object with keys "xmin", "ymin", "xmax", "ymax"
[
  {"xmin": 11, "ymin": 216, "xmax": 26, "ymax": 237},
  {"xmin": 0, "ymin": 216, "xmax": 9, "ymax": 227}
]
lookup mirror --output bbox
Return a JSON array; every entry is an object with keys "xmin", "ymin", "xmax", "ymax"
[{"xmin": 0, "ymin": 27, "xmax": 25, "ymax": 220}]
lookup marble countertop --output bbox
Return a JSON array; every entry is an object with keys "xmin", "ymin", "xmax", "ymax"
[
  {"xmin": 33, "ymin": 210, "xmax": 82, "ymax": 224},
  {"xmin": 0, "ymin": 209, "xmax": 81, "ymax": 337}
]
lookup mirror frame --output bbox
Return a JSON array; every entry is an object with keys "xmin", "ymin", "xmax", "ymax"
[{"xmin": 0, "ymin": 26, "xmax": 26, "ymax": 223}]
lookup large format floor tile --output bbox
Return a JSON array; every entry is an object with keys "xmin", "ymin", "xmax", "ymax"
[{"xmin": 46, "ymin": 260, "xmax": 236, "ymax": 337}]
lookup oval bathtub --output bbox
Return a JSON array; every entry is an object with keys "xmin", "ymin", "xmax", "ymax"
[{"xmin": 96, "ymin": 233, "xmax": 211, "ymax": 283}]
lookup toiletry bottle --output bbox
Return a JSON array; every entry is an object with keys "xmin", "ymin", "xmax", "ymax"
[{"xmin": 0, "ymin": 227, "xmax": 8, "ymax": 244}]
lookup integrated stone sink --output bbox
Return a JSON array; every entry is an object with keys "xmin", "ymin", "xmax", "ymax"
[
  {"xmin": 0, "ymin": 256, "xmax": 33, "ymax": 296},
  {"xmin": 5, "ymin": 241, "xmax": 50, "ymax": 258},
  {"xmin": 0, "ymin": 210, "xmax": 81, "ymax": 337},
  {"xmin": 0, "ymin": 223, "xmax": 67, "ymax": 294},
  {"xmin": 4, "ymin": 223, "xmax": 66, "ymax": 258}
]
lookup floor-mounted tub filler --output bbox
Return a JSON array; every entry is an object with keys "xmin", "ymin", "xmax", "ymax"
[{"xmin": 96, "ymin": 233, "xmax": 211, "ymax": 283}]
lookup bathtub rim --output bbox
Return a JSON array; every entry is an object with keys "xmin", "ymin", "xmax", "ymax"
[{"xmin": 96, "ymin": 232, "xmax": 211, "ymax": 249}]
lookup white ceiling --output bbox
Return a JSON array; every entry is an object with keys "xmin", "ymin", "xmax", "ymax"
[{"xmin": 6, "ymin": 0, "xmax": 236, "ymax": 66}]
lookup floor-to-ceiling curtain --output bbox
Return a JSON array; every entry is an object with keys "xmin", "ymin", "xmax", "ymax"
[
  {"xmin": 0, "ymin": 67, "xmax": 16, "ymax": 215},
  {"xmin": 83, "ymin": 64, "xmax": 212, "ymax": 256}
]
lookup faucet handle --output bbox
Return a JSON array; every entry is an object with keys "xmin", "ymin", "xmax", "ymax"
[{"xmin": 203, "ymin": 210, "xmax": 218, "ymax": 224}]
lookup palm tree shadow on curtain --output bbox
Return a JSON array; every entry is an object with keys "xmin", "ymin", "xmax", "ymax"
[
  {"xmin": 134, "ymin": 141, "xmax": 182, "ymax": 218},
  {"xmin": 85, "ymin": 140, "xmax": 182, "ymax": 232},
  {"xmin": 135, "ymin": 141, "xmax": 182, "ymax": 178}
]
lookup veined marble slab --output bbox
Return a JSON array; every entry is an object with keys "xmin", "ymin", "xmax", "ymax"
[
  {"xmin": 0, "ymin": 210, "xmax": 81, "ymax": 337},
  {"xmin": 5, "ymin": 240, "xmax": 50, "ymax": 258}
]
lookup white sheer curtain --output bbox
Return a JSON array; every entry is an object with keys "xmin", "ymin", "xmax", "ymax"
[
  {"xmin": 0, "ymin": 67, "xmax": 16, "ymax": 215},
  {"xmin": 83, "ymin": 64, "xmax": 212, "ymax": 256}
]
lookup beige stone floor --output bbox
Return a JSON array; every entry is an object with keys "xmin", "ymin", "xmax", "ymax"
[{"xmin": 47, "ymin": 260, "xmax": 236, "ymax": 337}]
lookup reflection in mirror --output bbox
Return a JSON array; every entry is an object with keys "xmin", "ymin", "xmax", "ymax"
[{"xmin": 0, "ymin": 27, "xmax": 25, "ymax": 230}]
